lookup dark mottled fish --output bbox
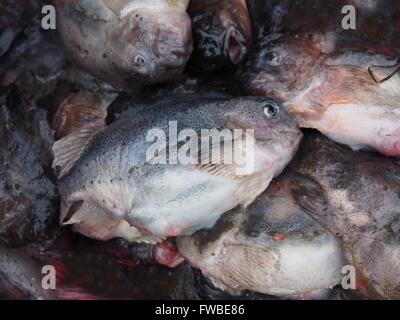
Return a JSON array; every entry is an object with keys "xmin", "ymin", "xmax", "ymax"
[
  {"xmin": 291, "ymin": 133, "xmax": 400, "ymax": 299},
  {"xmin": 0, "ymin": 246, "xmax": 56, "ymax": 300},
  {"xmin": 188, "ymin": 0, "xmax": 252, "ymax": 72},
  {"xmin": 0, "ymin": 86, "xmax": 58, "ymax": 247}
]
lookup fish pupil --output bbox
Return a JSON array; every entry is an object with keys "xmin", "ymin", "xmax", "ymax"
[{"xmin": 263, "ymin": 103, "xmax": 279, "ymax": 118}]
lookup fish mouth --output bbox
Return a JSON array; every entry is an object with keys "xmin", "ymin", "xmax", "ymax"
[{"xmin": 224, "ymin": 26, "xmax": 247, "ymax": 65}]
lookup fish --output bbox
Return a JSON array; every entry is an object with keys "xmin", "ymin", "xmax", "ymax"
[
  {"xmin": 52, "ymin": 94, "xmax": 302, "ymax": 244},
  {"xmin": 54, "ymin": 0, "xmax": 193, "ymax": 91},
  {"xmin": 0, "ymin": 246, "xmax": 57, "ymax": 300},
  {"xmin": 290, "ymin": 132, "xmax": 400, "ymax": 299},
  {"xmin": 177, "ymin": 170, "xmax": 342, "ymax": 297},
  {"xmin": 241, "ymin": 31, "xmax": 400, "ymax": 157},
  {"xmin": 188, "ymin": 0, "xmax": 252, "ymax": 72},
  {"xmin": 0, "ymin": 86, "xmax": 59, "ymax": 247},
  {"xmin": 0, "ymin": 1, "xmax": 65, "ymax": 89}
]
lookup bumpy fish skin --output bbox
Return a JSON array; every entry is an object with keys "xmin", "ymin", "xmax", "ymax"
[
  {"xmin": 241, "ymin": 32, "xmax": 400, "ymax": 157},
  {"xmin": 53, "ymin": 95, "xmax": 302, "ymax": 243},
  {"xmin": 177, "ymin": 170, "xmax": 342, "ymax": 296},
  {"xmin": 188, "ymin": 0, "xmax": 252, "ymax": 72},
  {"xmin": 291, "ymin": 133, "xmax": 400, "ymax": 299},
  {"xmin": 54, "ymin": 0, "xmax": 193, "ymax": 91},
  {"xmin": 0, "ymin": 86, "xmax": 58, "ymax": 247},
  {"xmin": 0, "ymin": 246, "xmax": 56, "ymax": 300}
]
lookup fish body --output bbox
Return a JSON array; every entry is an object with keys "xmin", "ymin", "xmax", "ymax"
[
  {"xmin": 241, "ymin": 32, "xmax": 400, "ymax": 156},
  {"xmin": 188, "ymin": 0, "xmax": 252, "ymax": 72},
  {"xmin": 177, "ymin": 170, "xmax": 342, "ymax": 296},
  {"xmin": 291, "ymin": 133, "xmax": 400, "ymax": 299},
  {"xmin": 0, "ymin": 246, "xmax": 56, "ymax": 300},
  {"xmin": 0, "ymin": 87, "xmax": 58, "ymax": 247},
  {"xmin": 53, "ymin": 95, "xmax": 302, "ymax": 243},
  {"xmin": 54, "ymin": 0, "xmax": 193, "ymax": 91}
]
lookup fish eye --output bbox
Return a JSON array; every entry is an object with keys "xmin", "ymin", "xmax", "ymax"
[
  {"xmin": 263, "ymin": 102, "xmax": 279, "ymax": 118},
  {"xmin": 134, "ymin": 55, "xmax": 146, "ymax": 67},
  {"xmin": 264, "ymin": 50, "xmax": 281, "ymax": 66}
]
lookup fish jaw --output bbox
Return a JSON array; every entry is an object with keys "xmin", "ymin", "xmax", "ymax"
[{"xmin": 219, "ymin": 0, "xmax": 253, "ymax": 65}]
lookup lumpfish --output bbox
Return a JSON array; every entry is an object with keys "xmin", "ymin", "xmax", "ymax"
[
  {"xmin": 54, "ymin": 0, "xmax": 193, "ymax": 91},
  {"xmin": 0, "ymin": 246, "xmax": 56, "ymax": 300},
  {"xmin": 0, "ymin": 1, "xmax": 65, "ymax": 88},
  {"xmin": 0, "ymin": 86, "xmax": 58, "ymax": 247},
  {"xmin": 188, "ymin": 0, "xmax": 252, "ymax": 72},
  {"xmin": 241, "ymin": 32, "xmax": 400, "ymax": 157},
  {"xmin": 177, "ymin": 170, "xmax": 342, "ymax": 297},
  {"xmin": 52, "ymin": 94, "xmax": 302, "ymax": 243},
  {"xmin": 291, "ymin": 133, "xmax": 400, "ymax": 299}
]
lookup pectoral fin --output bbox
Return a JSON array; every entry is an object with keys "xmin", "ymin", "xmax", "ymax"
[
  {"xmin": 52, "ymin": 91, "xmax": 109, "ymax": 140},
  {"xmin": 212, "ymin": 244, "xmax": 280, "ymax": 294},
  {"xmin": 52, "ymin": 127, "xmax": 101, "ymax": 179},
  {"xmin": 289, "ymin": 174, "xmax": 339, "ymax": 233}
]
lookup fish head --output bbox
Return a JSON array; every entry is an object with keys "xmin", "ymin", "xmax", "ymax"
[
  {"xmin": 241, "ymin": 33, "xmax": 330, "ymax": 100},
  {"xmin": 189, "ymin": 0, "xmax": 252, "ymax": 72},
  {"xmin": 107, "ymin": 8, "xmax": 193, "ymax": 86},
  {"xmin": 222, "ymin": 97, "xmax": 302, "ymax": 172}
]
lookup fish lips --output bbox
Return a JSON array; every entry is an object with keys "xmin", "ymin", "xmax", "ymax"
[{"xmin": 223, "ymin": 25, "xmax": 249, "ymax": 65}]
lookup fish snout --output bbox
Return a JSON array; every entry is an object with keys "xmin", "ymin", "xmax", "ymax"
[{"xmin": 155, "ymin": 13, "xmax": 193, "ymax": 66}]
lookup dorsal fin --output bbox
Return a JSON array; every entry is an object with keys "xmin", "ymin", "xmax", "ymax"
[{"xmin": 52, "ymin": 127, "xmax": 101, "ymax": 179}]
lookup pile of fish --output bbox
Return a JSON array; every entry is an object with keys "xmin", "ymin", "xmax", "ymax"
[{"xmin": 0, "ymin": 0, "xmax": 399, "ymax": 300}]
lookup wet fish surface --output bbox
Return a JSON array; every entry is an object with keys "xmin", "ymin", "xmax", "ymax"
[
  {"xmin": 291, "ymin": 133, "xmax": 400, "ymax": 299},
  {"xmin": 241, "ymin": 31, "xmax": 400, "ymax": 156},
  {"xmin": 177, "ymin": 170, "xmax": 342, "ymax": 297},
  {"xmin": 53, "ymin": 94, "xmax": 302, "ymax": 244},
  {"xmin": 55, "ymin": 0, "xmax": 193, "ymax": 91},
  {"xmin": 0, "ymin": 86, "xmax": 59, "ymax": 247},
  {"xmin": 188, "ymin": 0, "xmax": 252, "ymax": 73},
  {"xmin": 0, "ymin": 246, "xmax": 56, "ymax": 300},
  {"xmin": 0, "ymin": 0, "xmax": 65, "ymax": 89}
]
